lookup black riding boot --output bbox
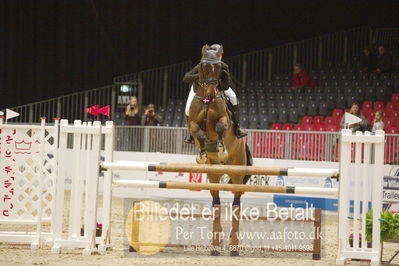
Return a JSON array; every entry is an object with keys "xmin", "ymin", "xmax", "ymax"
[
  {"xmin": 232, "ymin": 105, "xmax": 247, "ymax": 138},
  {"xmin": 184, "ymin": 115, "xmax": 195, "ymax": 144}
]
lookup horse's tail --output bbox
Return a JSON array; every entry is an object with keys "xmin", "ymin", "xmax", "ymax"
[{"xmin": 243, "ymin": 143, "xmax": 253, "ymax": 184}]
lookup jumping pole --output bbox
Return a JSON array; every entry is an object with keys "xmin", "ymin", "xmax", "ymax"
[
  {"xmin": 112, "ymin": 179, "xmax": 338, "ymax": 195},
  {"xmin": 101, "ymin": 161, "xmax": 339, "ymax": 178}
]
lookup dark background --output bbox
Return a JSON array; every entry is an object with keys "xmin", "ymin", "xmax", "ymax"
[{"xmin": 1, "ymin": 0, "xmax": 399, "ymax": 109}]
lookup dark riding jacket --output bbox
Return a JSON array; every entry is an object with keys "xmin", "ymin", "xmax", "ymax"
[{"xmin": 183, "ymin": 62, "xmax": 232, "ymax": 91}]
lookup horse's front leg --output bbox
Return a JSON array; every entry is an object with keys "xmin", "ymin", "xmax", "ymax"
[
  {"xmin": 190, "ymin": 121, "xmax": 207, "ymax": 164},
  {"xmin": 215, "ymin": 116, "xmax": 229, "ymax": 161}
]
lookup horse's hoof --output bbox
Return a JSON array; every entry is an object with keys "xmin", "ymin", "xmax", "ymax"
[
  {"xmin": 230, "ymin": 251, "xmax": 239, "ymax": 257},
  {"xmin": 210, "ymin": 250, "xmax": 220, "ymax": 256},
  {"xmin": 196, "ymin": 154, "xmax": 207, "ymax": 164}
]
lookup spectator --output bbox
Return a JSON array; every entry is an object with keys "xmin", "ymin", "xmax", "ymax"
[
  {"xmin": 359, "ymin": 48, "xmax": 375, "ymax": 73},
  {"xmin": 375, "ymin": 45, "xmax": 393, "ymax": 73},
  {"xmin": 372, "ymin": 110, "xmax": 384, "ymax": 132},
  {"xmin": 125, "ymin": 96, "xmax": 141, "ymax": 125},
  {"xmin": 292, "ymin": 64, "xmax": 315, "ymax": 88},
  {"xmin": 141, "ymin": 104, "xmax": 162, "ymax": 126},
  {"xmin": 340, "ymin": 102, "xmax": 370, "ymax": 132}
]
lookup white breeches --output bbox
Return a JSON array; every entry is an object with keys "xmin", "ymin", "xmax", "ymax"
[{"xmin": 185, "ymin": 85, "xmax": 238, "ymax": 116}]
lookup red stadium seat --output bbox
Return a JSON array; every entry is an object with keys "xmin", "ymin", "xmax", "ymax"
[
  {"xmin": 386, "ymin": 127, "xmax": 399, "ymax": 134},
  {"xmin": 302, "ymin": 116, "xmax": 312, "ymax": 125},
  {"xmin": 324, "ymin": 116, "xmax": 335, "ymax": 125},
  {"xmin": 271, "ymin": 123, "xmax": 282, "ymax": 130},
  {"xmin": 392, "ymin": 93, "xmax": 399, "ymax": 103},
  {"xmin": 294, "ymin": 124, "xmax": 304, "ymax": 131},
  {"xmin": 391, "ymin": 111, "xmax": 399, "ymax": 120},
  {"xmin": 345, "ymin": 109, "xmax": 350, "ymax": 113},
  {"xmin": 386, "ymin": 102, "xmax": 398, "ymax": 111},
  {"xmin": 327, "ymin": 125, "xmax": 340, "ymax": 131},
  {"xmin": 303, "ymin": 124, "xmax": 314, "ymax": 131},
  {"xmin": 313, "ymin": 116, "xmax": 324, "ymax": 125},
  {"xmin": 361, "ymin": 109, "xmax": 372, "ymax": 119},
  {"xmin": 283, "ymin": 124, "xmax": 293, "ymax": 130},
  {"xmin": 374, "ymin": 101, "xmax": 385, "ymax": 110},
  {"xmin": 332, "ymin": 109, "xmax": 343, "ymax": 124},
  {"xmin": 362, "ymin": 101, "xmax": 372, "ymax": 110},
  {"xmin": 385, "ymin": 118, "xmax": 395, "ymax": 128},
  {"xmin": 314, "ymin": 124, "xmax": 327, "ymax": 131},
  {"xmin": 332, "ymin": 108, "xmax": 343, "ymax": 118}
]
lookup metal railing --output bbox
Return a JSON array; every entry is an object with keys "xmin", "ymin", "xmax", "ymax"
[
  {"xmin": 224, "ymin": 26, "xmax": 373, "ymax": 85},
  {"xmin": 110, "ymin": 26, "xmax": 375, "ymax": 97},
  {"xmin": 7, "ymin": 26, "xmax": 399, "ymax": 124},
  {"xmin": 115, "ymin": 126, "xmax": 195, "ymax": 154},
  {"xmin": 114, "ymin": 126, "xmax": 399, "ymax": 165},
  {"xmin": 373, "ymin": 28, "xmax": 399, "ymax": 49},
  {"xmin": 113, "ymin": 61, "xmax": 192, "ymax": 107},
  {"xmin": 4, "ymin": 85, "xmax": 117, "ymax": 123}
]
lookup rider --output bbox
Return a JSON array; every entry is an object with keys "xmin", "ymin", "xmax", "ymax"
[{"xmin": 183, "ymin": 44, "xmax": 247, "ymax": 144}]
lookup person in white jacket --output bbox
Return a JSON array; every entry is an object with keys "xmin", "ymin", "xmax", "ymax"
[{"xmin": 372, "ymin": 110, "xmax": 384, "ymax": 132}]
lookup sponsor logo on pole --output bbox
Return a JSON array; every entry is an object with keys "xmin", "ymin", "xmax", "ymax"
[
  {"xmin": 275, "ymin": 176, "xmax": 285, "ymax": 186},
  {"xmin": 324, "ymin": 177, "xmax": 333, "ymax": 188}
]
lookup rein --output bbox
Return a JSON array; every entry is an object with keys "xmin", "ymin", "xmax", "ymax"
[
  {"xmin": 194, "ymin": 94, "xmax": 223, "ymax": 122},
  {"xmin": 195, "ymin": 57, "xmax": 224, "ymax": 135}
]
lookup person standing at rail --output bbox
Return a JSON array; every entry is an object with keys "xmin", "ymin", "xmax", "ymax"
[
  {"xmin": 141, "ymin": 104, "xmax": 162, "ymax": 126},
  {"xmin": 125, "ymin": 96, "xmax": 141, "ymax": 125}
]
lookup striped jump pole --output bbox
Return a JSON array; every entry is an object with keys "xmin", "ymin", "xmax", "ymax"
[
  {"xmin": 113, "ymin": 179, "xmax": 338, "ymax": 195},
  {"xmin": 101, "ymin": 161, "xmax": 339, "ymax": 178}
]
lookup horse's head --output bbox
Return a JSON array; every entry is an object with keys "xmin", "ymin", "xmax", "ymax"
[{"xmin": 198, "ymin": 44, "xmax": 224, "ymax": 97}]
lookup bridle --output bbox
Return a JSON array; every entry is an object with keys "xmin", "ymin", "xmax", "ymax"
[{"xmin": 195, "ymin": 56, "xmax": 224, "ymax": 123}]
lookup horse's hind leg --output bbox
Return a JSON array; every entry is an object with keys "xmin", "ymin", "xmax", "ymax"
[{"xmin": 209, "ymin": 174, "xmax": 223, "ymax": 256}]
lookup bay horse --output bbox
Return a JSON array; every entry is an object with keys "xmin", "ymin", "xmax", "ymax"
[{"xmin": 187, "ymin": 44, "xmax": 252, "ymax": 256}]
